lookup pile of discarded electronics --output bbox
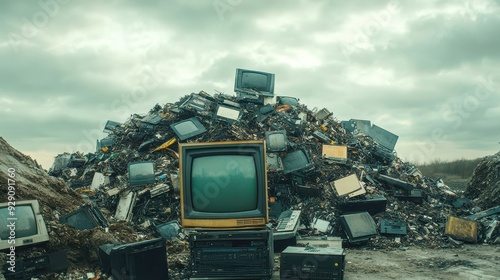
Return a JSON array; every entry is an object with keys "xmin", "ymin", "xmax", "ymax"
[{"xmin": 11, "ymin": 68, "xmax": 496, "ymax": 279}]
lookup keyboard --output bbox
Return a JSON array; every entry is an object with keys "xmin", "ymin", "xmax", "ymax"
[{"xmin": 274, "ymin": 210, "xmax": 301, "ymax": 240}]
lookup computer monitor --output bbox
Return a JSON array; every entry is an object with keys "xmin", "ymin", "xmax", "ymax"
[
  {"xmin": 59, "ymin": 204, "xmax": 109, "ymax": 230},
  {"xmin": 282, "ymin": 148, "xmax": 315, "ymax": 175},
  {"xmin": 170, "ymin": 117, "xmax": 207, "ymax": 141},
  {"xmin": 339, "ymin": 212, "xmax": 377, "ymax": 244},
  {"xmin": 265, "ymin": 130, "xmax": 288, "ymax": 152},
  {"xmin": 0, "ymin": 200, "xmax": 49, "ymax": 250},
  {"xmin": 215, "ymin": 104, "xmax": 242, "ymax": 123},
  {"xmin": 103, "ymin": 120, "xmax": 121, "ymax": 133},
  {"xmin": 276, "ymin": 96, "xmax": 299, "ymax": 107},
  {"xmin": 128, "ymin": 161, "xmax": 155, "ymax": 187},
  {"xmin": 99, "ymin": 238, "xmax": 168, "ymax": 280},
  {"xmin": 179, "ymin": 140, "xmax": 269, "ymax": 229},
  {"xmin": 234, "ymin": 68, "xmax": 275, "ymax": 96}
]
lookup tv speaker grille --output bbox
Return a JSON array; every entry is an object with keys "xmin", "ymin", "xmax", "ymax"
[{"xmin": 236, "ymin": 218, "xmax": 265, "ymax": 226}]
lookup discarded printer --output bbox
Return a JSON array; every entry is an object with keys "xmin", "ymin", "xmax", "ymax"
[{"xmin": 280, "ymin": 246, "xmax": 346, "ymax": 280}]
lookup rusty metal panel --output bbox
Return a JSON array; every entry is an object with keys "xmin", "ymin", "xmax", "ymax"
[{"xmin": 444, "ymin": 216, "xmax": 478, "ymax": 243}]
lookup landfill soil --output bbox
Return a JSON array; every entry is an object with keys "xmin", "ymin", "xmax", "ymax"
[{"xmin": 339, "ymin": 245, "xmax": 499, "ymax": 280}]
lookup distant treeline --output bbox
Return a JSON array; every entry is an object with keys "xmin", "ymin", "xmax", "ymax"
[{"xmin": 416, "ymin": 158, "xmax": 483, "ymax": 179}]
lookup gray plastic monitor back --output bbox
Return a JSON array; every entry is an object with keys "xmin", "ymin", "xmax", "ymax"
[{"xmin": 369, "ymin": 124, "xmax": 398, "ymax": 151}]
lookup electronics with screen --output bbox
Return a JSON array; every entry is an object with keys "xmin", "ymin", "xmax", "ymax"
[
  {"xmin": 265, "ymin": 130, "xmax": 288, "ymax": 152},
  {"xmin": 59, "ymin": 203, "xmax": 109, "ymax": 230},
  {"xmin": 0, "ymin": 200, "xmax": 50, "ymax": 250},
  {"xmin": 214, "ymin": 104, "xmax": 242, "ymax": 123},
  {"xmin": 128, "ymin": 161, "xmax": 155, "ymax": 187},
  {"xmin": 339, "ymin": 212, "xmax": 377, "ymax": 244},
  {"xmin": 98, "ymin": 238, "xmax": 168, "ymax": 280},
  {"xmin": 170, "ymin": 117, "xmax": 207, "ymax": 141},
  {"xmin": 282, "ymin": 148, "xmax": 315, "ymax": 175},
  {"xmin": 234, "ymin": 68, "xmax": 275, "ymax": 96},
  {"xmin": 179, "ymin": 140, "xmax": 269, "ymax": 229}
]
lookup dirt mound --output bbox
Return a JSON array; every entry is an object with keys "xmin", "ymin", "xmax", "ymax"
[
  {"xmin": 0, "ymin": 137, "xmax": 142, "ymax": 278},
  {"xmin": 464, "ymin": 151, "xmax": 500, "ymax": 209}
]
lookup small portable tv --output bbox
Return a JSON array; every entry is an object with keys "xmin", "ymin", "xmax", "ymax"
[
  {"xmin": 99, "ymin": 238, "xmax": 168, "ymax": 280},
  {"xmin": 282, "ymin": 148, "xmax": 314, "ymax": 175},
  {"xmin": 179, "ymin": 140, "xmax": 269, "ymax": 229},
  {"xmin": 215, "ymin": 104, "xmax": 242, "ymax": 123},
  {"xmin": 339, "ymin": 212, "xmax": 377, "ymax": 244},
  {"xmin": 234, "ymin": 68, "xmax": 275, "ymax": 96},
  {"xmin": 59, "ymin": 203, "xmax": 109, "ymax": 230},
  {"xmin": 128, "ymin": 161, "xmax": 155, "ymax": 187},
  {"xmin": 265, "ymin": 130, "xmax": 288, "ymax": 152},
  {"xmin": 276, "ymin": 96, "xmax": 299, "ymax": 107},
  {"xmin": 0, "ymin": 200, "xmax": 49, "ymax": 250},
  {"xmin": 170, "ymin": 117, "xmax": 207, "ymax": 141}
]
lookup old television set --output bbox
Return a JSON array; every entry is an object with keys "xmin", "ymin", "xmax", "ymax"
[
  {"xmin": 234, "ymin": 68, "xmax": 275, "ymax": 97},
  {"xmin": 282, "ymin": 148, "xmax": 315, "ymax": 175},
  {"xmin": 214, "ymin": 104, "xmax": 242, "ymax": 123},
  {"xmin": 128, "ymin": 161, "xmax": 155, "ymax": 187},
  {"xmin": 170, "ymin": 117, "xmax": 207, "ymax": 141},
  {"xmin": 339, "ymin": 212, "xmax": 377, "ymax": 245},
  {"xmin": 265, "ymin": 130, "xmax": 288, "ymax": 152},
  {"xmin": 59, "ymin": 203, "xmax": 109, "ymax": 230},
  {"xmin": 179, "ymin": 140, "xmax": 269, "ymax": 229},
  {"xmin": 0, "ymin": 200, "xmax": 49, "ymax": 250},
  {"xmin": 99, "ymin": 238, "xmax": 168, "ymax": 280}
]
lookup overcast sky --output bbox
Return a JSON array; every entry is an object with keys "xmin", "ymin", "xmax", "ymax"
[{"xmin": 1, "ymin": 0, "xmax": 499, "ymax": 169}]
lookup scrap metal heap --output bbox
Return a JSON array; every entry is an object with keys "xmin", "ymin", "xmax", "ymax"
[{"xmin": 47, "ymin": 90, "xmax": 500, "ymax": 276}]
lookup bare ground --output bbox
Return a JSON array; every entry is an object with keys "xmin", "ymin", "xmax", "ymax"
[
  {"xmin": 342, "ymin": 245, "xmax": 500, "ymax": 280},
  {"xmin": 269, "ymin": 244, "xmax": 500, "ymax": 280}
]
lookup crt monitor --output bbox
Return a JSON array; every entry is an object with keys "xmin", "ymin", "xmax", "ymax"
[
  {"xmin": 99, "ymin": 238, "xmax": 168, "ymax": 280},
  {"xmin": 0, "ymin": 200, "xmax": 49, "ymax": 250},
  {"xmin": 170, "ymin": 117, "xmax": 207, "ymax": 141},
  {"xmin": 128, "ymin": 161, "xmax": 155, "ymax": 187},
  {"xmin": 265, "ymin": 130, "xmax": 287, "ymax": 152},
  {"xmin": 179, "ymin": 140, "xmax": 269, "ymax": 229},
  {"xmin": 59, "ymin": 204, "xmax": 109, "ymax": 230},
  {"xmin": 282, "ymin": 148, "xmax": 315, "ymax": 175},
  {"xmin": 234, "ymin": 68, "xmax": 275, "ymax": 96}
]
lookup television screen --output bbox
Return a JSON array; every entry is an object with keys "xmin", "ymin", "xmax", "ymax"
[
  {"xmin": 242, "ymin": 73, "xmax": 268, "ymax": 91},
  {"xmin": 0, "ymin": 200, "xmax": 49, "ymax": 250},
  {"xmin": 170, "ymin": 117, "xmax": 207, "ymax": 141},
  {"xmin": 179, "ymin": 140, "xmax": 268, "ymax": 229},
  {"xmin": 339, "ymin": 212, "xmax": 377, "ymax": 244},
  {"xmin": 0, "ymin": 206, "xmax": 37, "ymax": 239},
  {"xmin": 99, "ymin": 238, "xmax": 168, "ymax": 280},
  {"xmin": 155, "ymin": 220, "xmax": 181, "ymax": 240},
  {"xmin": 282, "ymin": 148, "xmax": 314, "ymax": 174},
  {"xmin": 192, "ymin": 155, "xmax": 257, "ymax": 212},
  {"xmin": 277, "ymin": 96, "xmax": 299, "ymax": 107},
  {"xmin": 234, "ymin": 68, "xmax": 275, "ymax": 96},
  {"xmin": 265, "ymin": 131, "xmax": 287, "ymax": 152},
  {"xmin": 128, "ymin": 161, "xmax": 155, "ymax": 186},
  {"xmin": 63, "ymin": 211, "xmax": 95, "ymax": 230},
  {"xmin": 215, "ymin": 105, "xmax": 242, "ymax": 123},
  {"xmin": 59, "ymin": 204, "xmax": 109, "ymax": 230},
  {"xmin": 103, "ymin": 120, "xmax": 121, "ymax": 133}
]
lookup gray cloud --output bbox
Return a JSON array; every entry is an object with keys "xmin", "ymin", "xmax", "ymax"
[{"xmin": 1, "ymin": 0, "xmax": 499, "ymax": 169}]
